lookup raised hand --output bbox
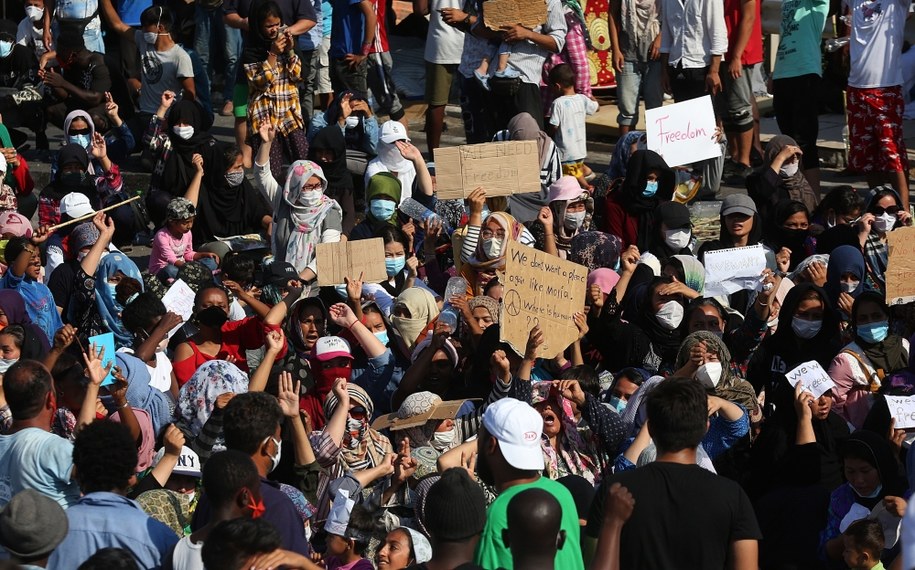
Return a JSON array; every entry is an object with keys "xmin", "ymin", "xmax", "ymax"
[
  {"xmin": 83, "ymin": 343, "xmax": 113, "ymax": 387},
  {"xmin": 328, "ymin": 302, "xmax": 358, "ymax": 328},
  {"xmin": 277, "ymin": 371, "xmax": 302, "ymax": 418}
]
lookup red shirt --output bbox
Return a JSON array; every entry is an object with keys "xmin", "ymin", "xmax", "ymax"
[
  {"xmin": 723, "ymin": 0, "xmax": 763, "ymax": 66},
  {"xmin": 368, "ymin": 0, "xmax": 389, "ymax": 53},
  {"xmin": 173, "ymin": 317, "xmax": 286, "ymax": 385},
  {"xmin": 604, "ymin": 191, "xmax": 641, "ymax": 251}
]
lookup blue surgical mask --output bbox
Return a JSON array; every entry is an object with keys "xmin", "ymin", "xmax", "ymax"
[
  {"xmin": 642, "ymin": 181, "xmax": 658, "ymax": 197},
  {"xmin": 385, "ymin": 256, "xmax": 406, "ymax": 277},
  {"xmin": 69, "ymin": 133, "xmax": 91, "ymax": 149},
  {"xmin": 374, "ymin": 330, "xmax": 389, "ymax": 345},
  {"xmin": 853, "ymin": 483, "xmax": 883, "ymax": 499},
  {"xmin": 608, "ymin": 395, "xmax": 627, "ymax": 414},
  {"xmin": 0, "ymin": 42, "xmax": 12, "ymax": 59},
  {"xmin": 370, "ymin": 199, "xmax": 397, "ymax": 220},
  {"xmin": 107, "ymin": 284, "xmax": 120, "ymax": 307},
  {"xmin": 857, "ymin": 320, "xmax": 889, "ymax": 344}
]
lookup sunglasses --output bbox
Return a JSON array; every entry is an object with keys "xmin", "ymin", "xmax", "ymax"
[
  {"xmin": 69, "ymin": 128, "xmax": 91, "ymax": 136},
  {"xmin": 872, "ymin": 206, "xmax": 898, "ymax": 216}
]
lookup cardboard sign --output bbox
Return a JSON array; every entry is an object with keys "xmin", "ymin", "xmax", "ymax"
[
  {"xmin": 885, "ymin": 396, "xmax": 915, "ymax": 429},
  {"xmin": 316, "ymin": 238, "xmax": 388, "ymax": 286},
  {"xmin": 703, "ymin": 244, "xmax": 767, "ymax": 297},
  {"xmin": 499, "ymin": 242, "xmax": 587, "ymax": 357},
  {"xmin": 87, "ymin": 332, "xmax": 116, "ymax": 387},
  {"xmin": 161, "ymin": 279, "xmax": 195, "ymax": 338},
  {"xmin": 885, "ymin": 226, "xmax": 915, "ymax": 305},
  {"xmin": 434, "ymin": 141, "xmax": 542, "ymax": 200},
  {"xmin": 484, "ymin": 0, "xmax": 547, "ymax": 30},
  {"xmin": 785, "ymin": 360, "xmax": 836, "ymax": 399},
  {"xmin": 646, "ymin": 96, "xmax": 722, "ymax": 167}
]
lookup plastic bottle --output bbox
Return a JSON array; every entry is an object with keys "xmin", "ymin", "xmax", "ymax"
[
  {"xmin": 437, "ymin": 277, "xmax": 469, "ymax": 334},
  {"xmin": 399, "ymin": 198, "xmax": 452, "ymax": 232}
]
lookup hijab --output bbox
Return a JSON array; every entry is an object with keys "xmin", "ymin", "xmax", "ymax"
[
  {"xmin": 62, "ymin": 110, "xmax": 96, "ymax": 174},
  {"xmin": 196, "ymin": 143, "xmax": 269, "ymax": 243},
  {"xmin": 587, "ymin": 268, "xmax": 620, "ymax": 294},
  {"xmin": 116, "ymin": 352, "xmax": 172, "ymax": 436},
  {"xmin": 668, "ymin": 255, "xmax": 705, "ymax": 295},
  {"xmin": 468, "ymin": 295, "xmax": 501, "ymax": 325},
  {"xmin": 530, "ymin": 382, "xmax": 600, "ymax": 485},
  {"xmin": 547, "ymin": 176, "xmax": 593, "ymax": 254},
  {"xmin": 676, "ymin": 331, "xmax": 758, "ymax": 413},
  {"xmin": 824, "ymin": 245, "xmax": 865, "ymax": 307},
  {"xmin": 766, "ymin": 200, "xmax": 811, "ymax": 271},
  {"xmin": 364, "ymin": 172, "xmax": 402, "ymax": 227},
  {"xmin": 95, "ymin": 253, "xmax": 143, "ymax": 348},
  {"xmin": 569, "ymin": 231, "xmax": 622, "ymax": 273},
  {"xmin": 764, "ymin": 135, "xmax": 818, "ymax": 213},
  {"xmin": 466, "ymin": 212, "xmax": 527, "ymax": 272},
  {"xmin": 240, "ymin": 0, "xmax": 281, "ymax": 65},
  {"xmin": 0, "ymin": 291, "xmax": 51, "ymax": 353},
  {"xmin": 274, "ymin": 160, "xmax": 342, "ymax": 273},
  {"xmin": 632, "ymin": 279, "xmax": 684, "ymax": 367},
  {"xmin": 606, "ymin": 131, "xmax": 645, "ymax": 180},
  {"xmin": 323, "ymin": 383, "xmax": 392, "ymax": 470},
  {"xmin": 619, "ymin": 150, "xmax": 676, "ymax": 251},
  {"xmin": 176, "ymin": 360, "xmax": 250, "ymax": 441},
  {"xmin": 324, "ymin": 90, "xmax": 370, "ymax": 150},
  {"xmin": 851, "ymin": 292, "xmax": 908, "ymax": 377},
  {"xmin": 391, "ymin": 288, "xmax": 440, "ymax": 351},
  {"xmin": 841, "ymin": 430, "xmax": 907, "ymax": 509},
  {"xmin": 506, "ymin": 112, "xmax": 552, "ymax": 168},
  {"xmin": 767, "ymin": 282, "xmax": 840, "ymax": 368},
  {"xmin": 49, "ymin": 144, "xmax": 97, "ymax": 205},
  {"xmin": 163, "ymin": 100, "xmax": 216, "ymax": 195},
  {"xmin": 309, "ymin": 125, "xmax": 353, "ymax": 200}
]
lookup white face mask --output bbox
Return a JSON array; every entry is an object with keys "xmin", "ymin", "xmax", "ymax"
[
  {"xmin": 298, "ymin": 189, "xmax": 322, "ymax": 207},
  {"xmin": 779, "ymin": 162, "xmax": 799, "ymax": 177},
  {"xmin": 431, "ymin": 427, "xmax": 455, "ymax": 451},
  {"xmin": 143, "ymin": 31, "xmax": 159, "ymax": 44},
  {"xmin": 841, "ymin": 280, "xmax": 860, "ymax": 294},
  {"xmin": 482, "ymin": 237, "xmax": 503, "ymax": 259},
  {"xmin": 173, "ymin": 125, "xmax": 195, "ymax": 140},
  {"xmin": 664, "ymin": 228, "xmax": 691, "ymax": 250},
  {"xmin": 791, "ymin": 317, "xmax": 822, "ymax": 339},
  {"xmin": 695, "ymin": 361, "xmax": 723, "ymax": 388},
  {"xmin": 563, "ymin": 211, "xmax": 586, "ymax": 231},
  {"xmin": 266, "ymin": 437, "xmax": 282, "ymax": 473},
  {"xmin": 344, "ymin": 115, "xmax": 360, "ymax": 129},
  {"xmin": 0, "ymin": 357, "xmax": 17, "ymax": 374},
  {"xmin": 655, "ymin": 300, "xmax": 684, "ymax": 330},
  {"xmin": 874, "ymin": 212, "xmax": 897, "ymax": 233},
  {"xmin": 25, "ymin": 6, "xmax": 44, "ymax": 22}
]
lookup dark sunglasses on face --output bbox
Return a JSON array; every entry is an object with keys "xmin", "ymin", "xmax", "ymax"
[
  {"xmin": 69, "ymin": 128, "xmax": 92, "ymax": 136},
  {"xmin": 872, "ymin": 206, "xmax": 899, "ymax": 216}
]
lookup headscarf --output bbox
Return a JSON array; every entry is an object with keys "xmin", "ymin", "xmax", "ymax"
[
  {"xmin": 0, "ymin": 291, "xmax": 50, "ymax": 353},
  {"xmin": 619, "ymin": 150, "xmax": 676, "ymax": 251},
  {"xmin": 196, "ymin": 143, "xmax": 271, "ymax": 243},
  {"xmin": 0, "ymin": 212, "xmax": 33, "ymax": 238},
  {"xmin": 569, "ymin": 231, "xmax": 622, "ymax": 272},
  {"xmin": 587, "ymin": 268, "xmax": 620, "ymax": 294},
  {"xmin": 95, "ymin": 253, "xmax": 143, "ymax": 348},
  {"xmin": 63, "ymin": 110, "xmax": 95, "ymax": 175},
  {"xmin": 530, "ymin": 382, "xmax": 600, "ymax": 485},
  {"xmin": 364, "ymin": 172, "xmax": 402, "ymax": 226},
  {"xmin": 764, "ymin": 135, "xmax": 818, "ymax": 213},
  {"xmin": 468, "ymin": 296, "xmax": 501, "ymax": 325},
  {"xmin": 115, "ymin": 352, "xmax": 172, "ymax": 436},
  {"xmin": 766, "ymin": 282, "xmax": 841, "ymax": 368},
  {"xmin": 399, "ymin": 527, "xmax": 433, "ymax": 564},
  {"xmin": 466, "ymin": 212, "xmax": 527, "ymax": 272},
  {"xmin": 765, "ymin": 200, "xmax": 812, "ymax": 271},
  {"xmin": 547, "ymin": 176, "xmax": 593, "ymax": 254},
  {"xmin": 163, "ymin": 100, "xmax": 215, "ymax": 195},
  {"xmin": 675, "ymin": 331, "xmax": 759, "ymax": 413},
  {"xmin": 285, "ymin": 297, "xmax": 329, "ymax": 357},
  {"xmin": 274, "ymin": 160, "xmax": 342, "ymax": 273},
  {"xmin": 840, "ymin": 430, "xmax": 907, "ymax": 510},
  {"xmin": 176, "ymin": 360, "xmax": 250, "ymax": 440},
  {"xmin": 110, "ymin": 408, "xmax": 156, "ymax": 471},
  {"xmin": 606, "ymin": 131, "xmax": 645, "ymax": 180},
  {"xmin": 309, "ymin": 125, "xmax": 353, "ymax": 199},
  {"xmin": 668, "ymin": 255, "xmax": 705, "ymax": 295},
  {"xmin": 323, "ymin": 383, "xmax": 392, "ymax": 470},
  {"xmin": 506, "ymin": 112, "xmax": 553, "ymax": 168},
  {"xmin": 240, "ymin": 0, "xmax": 281, "ymax": 65},
  {"xmin": 648, "ymin": 201, "xmax": 693, "ymax": 260},
  {"xmin": 851, "ymin": 291, "xmax": 908, "ymax": 377},
  {"xmin": 391, "ymin": 288, "xmax": 440, "ymax": 351},
  {"xmin": 323, "ymin": 91, "xmax": 371, "ymax": 150}
]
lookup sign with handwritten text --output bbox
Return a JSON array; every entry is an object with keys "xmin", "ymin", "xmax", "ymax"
[
  {"xmin": 500, "ymin": 242, "xmax": 587, "ymax": 357},
  {"xmin": 434, "ymin": 141, "xmax": 541, "ymax": 199},
  {"xmin": 646, "ymin": 96, "xmax": 722, "ymax": 167},
  {"xmin": 785, "ymin": 360, "xmax": 836, "ymax": 399},
  {"xmin": 885, "ymin": 396, "xmax": 915, "ymax": 429},
  {"xmin": 703, "ymin": 244, "xmax": 767, "ymax": 297},
  {"xmin": 885, "ymin": 226, "xmax": 915, "ymax": 306}
]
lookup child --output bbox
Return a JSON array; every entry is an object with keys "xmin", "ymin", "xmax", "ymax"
[
  {"xmin": 0, "ymin": 235, "xmax": 63, "ymax": 344},
  {"xmin": 474, "ymin": 45, "xmax": 521, "ymax": 91},
  {"xmin": 842, "ymin": 518, "xmax": 886, "ymax": 570},
  {"xmin": 323, "ymin": 492, "xmax": 374, "ymax": 570},
  {"xmin": 0, "ymin": 325, "xmax": 24, "ymax": 373},
  {"xmin": 548, "ymin": 64, "xmax": 598, "ymax": 190},
  {"xmin": 15, "ymin": 0, "xmax": 50, "ymax": 60},
  {"xmin": 149, "ymin": 198, "xmax": 218, "ymax": 282},
  {"xmin": 244, "ymin": 1, "xmax": 309, "ymax": 185}
]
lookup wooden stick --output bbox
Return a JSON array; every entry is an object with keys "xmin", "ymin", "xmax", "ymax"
[{"xmin": 46, "ymin": 195, "xmax": 141, "ymax": 233}]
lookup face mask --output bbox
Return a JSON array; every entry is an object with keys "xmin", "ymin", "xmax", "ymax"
[
  {"xmin": 143, "ymin": 31, "xmax": 159, "ymax": 44},
  {"xmin": 266, "ymin": 436, "xmax": 282, "ymax": 472},
  {"xmin": 791, "ymin": 317, "xmax": 822, "ymax": 339},
  {"xmin": 779, "ymin": 162, "xmax": 799, "ymax": 177},
  {"xmin": 298, "ymin": 189, "xmax": 322, "ymax": 207},
  {"xmin": 0, "ymin": 42, "xmax": 12, "ymax": 59},
  {"xmin": 874, "ymin": 212, "xmax": 897, "ymax": 233},
  {"xmin": 225, "ymin": 170, "xmax": 245, "ymax": 187},
  {"xmin": 345, "ymin": 417, "xmax": 364, "ymax": 449},
  {"xmin": 563, "ymin": 211, "xmax": 586, "ymax": 231},
  {"xmin": 482, "ymin": 237, "xmax": 503, "ymax": 259},
  {"xmin": 431, "ymin": 427, "xmax": 455, "ymax": 451},
  {"xmin": 858, "ymin": 320, "xmax": 889, "ymax": 344},
  {"xmin": 197, "ymin": 305, "xmax": 229, "ymax": 329},
  {"xmin": 826, "ymin": 214, "xmax": 837, "ymax": 229},
  {"xmin": 61, "ymin": 171, "xmax": 86, "ymax": 187},
  {"xmin": 385, "ymin": 256, "xmax": 405, "ymax": 277},
  {"xmin": 68, "ymin": 133, "xmax": 91, "ymax": 149},
  {"xmin": 344, "ymin": 115, "xmax": 360, "ymax": 129},
  {"xmin": 852, "ymin": 483, "xmax": 883, "ymax": 499},
  {"xmin": 0, "ymin": 358, "xmax": 17, "ymax": 374},
  {"xmin": 642, "ymin": 180, "xmax": 658, "ymax": 198},
  {"xmin": 465, "ymin": 203, "xmax": 491, "ymax": 220},
  {"xmin": 107, "ymin": 284, "xmax": 120, "ymax": 307},
  {"xmin": 26, "ymin": 6, "xmax": 44, "ymax": 21},
  {"xmin": 841, "ymin": 280, "xmax": 860, "ymax": 294},
  {"xmin": 664, "ymin": 229, "xmax": 691, "ymax": 250},
  {"xmin": 655, "ymin": 300, "xmax": 683, "ymax": 330},
  {"xmin": 695, "ymin": 361, "xmax": 723, "ymax": 389},
  {"xmin": 608, "ymin": 395, "xmax": 627, "ymax": 414},
  {"xmin": 173, "ymin": 125, "xmax": 195, "ymax": 140},
  {"xmin": 314, "ymin": 365, "xmax": 352, "ymax": 389},
  {"xmin": 374, "ymin": 330, "xmax": 389, "ymax": 346},
  {"xmin": 370, "ymin": 199, "xmax": 396, "ymax": 220}
]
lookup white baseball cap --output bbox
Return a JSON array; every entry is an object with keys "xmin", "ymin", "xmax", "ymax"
[
  {"xmin": 312, "ymin": 336, "xmax": 353, "ymax": 362},
  {"xmin": 482, "ymin": 398, "xmax": 544, "ymax": 470},
  {"xmin": 152, "ymin": 445, "xmax": 202, "ymax": 478},
  {"xmin": 60, "ymin": 193, "xmax": 94, "ymax": 219},
  {"xmin": 380, "ymin": 121, "xmax": 409, "ymax": 144}
]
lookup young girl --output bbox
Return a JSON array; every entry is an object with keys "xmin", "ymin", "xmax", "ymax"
[
  {"xmin": 149, "ymin": 197, "xmax": 219, "ymax": 282},
  {"xmin": 0, "ymin": 325, "xmax": 24, "ymax": 373},
  {"xmin": 244, "ymin": 1, "xmax": 308, "ymax": 185}
]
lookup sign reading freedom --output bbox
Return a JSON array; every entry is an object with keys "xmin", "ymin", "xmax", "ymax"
[{"xmin": 646, "ymin": 95, "xmax": 722, "ymax": 167}]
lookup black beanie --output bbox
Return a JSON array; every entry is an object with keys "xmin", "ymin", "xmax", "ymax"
[{"xmin": 422, "ymin": 468, "xmax": 486, "ymax": 542}]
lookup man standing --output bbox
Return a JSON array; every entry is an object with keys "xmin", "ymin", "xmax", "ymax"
[{"xmin": 659, "ymin": 0, "xmax": 727, "ymax": 104}]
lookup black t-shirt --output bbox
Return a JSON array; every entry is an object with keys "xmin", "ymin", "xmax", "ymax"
[
  {"xmin": 0, "ymin": 44, "xmax": 38, "ymax": 89},
  {"xmin": 586, "ymin": 462, "xmax": 762, "ymax": 570},
  {"xmin": 62, "ymin": 51, "xmax": 112, "ymax": 101},
  {"xmin": 48, "ymin": 259, "xmax": 78, "ymax": 319}
]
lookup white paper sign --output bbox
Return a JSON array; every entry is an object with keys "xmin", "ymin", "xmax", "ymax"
[
  {"xmin": 703, "ymin": 244, "xmax": 767, "ymax": 297},
  {"xmin": 161, "ymin": 279, "xmax": 195, "ymax": 338},
  {"xmin": 885, "ymin": 396, "xmax": 915, "ymax": 429},
  {"xmin": 785, "ymin": 360, "xmax": 836, "ymax": 399},
  {"xmin": 646, "ymin": 96, "xmax": 722, "ymax": 167}
]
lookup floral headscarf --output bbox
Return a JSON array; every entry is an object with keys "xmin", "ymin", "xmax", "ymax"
[
  {"xmin": 569, "ymin": 231, "xmax": 622, "ymax": 273},
  {"xmin": 467, "ymin": 212, "xmax": 527, "ymax": 271},
  {"xmin": 324, "ymin": 383, "xmax": 392, "ymax": 470},
  {"xmin": 176, "ymin": 360, "xmax": 250, "ymax": 441},
  {"xmin": 531, "ymin": 382, "xmax": 600, "ymax": 485},
  {"xmin": 468, "ymin": 296, "xmax": 501, "ymax": 325}
]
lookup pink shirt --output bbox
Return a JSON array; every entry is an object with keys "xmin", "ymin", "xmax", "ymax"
[{"xmin": 149, "ymin": 228, "xmax": 195, "ymax": 275}]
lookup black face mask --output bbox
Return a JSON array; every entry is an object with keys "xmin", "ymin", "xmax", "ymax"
[{"xmin": 197, "ymin": 306, "xmax": 229, "ymax": 329}]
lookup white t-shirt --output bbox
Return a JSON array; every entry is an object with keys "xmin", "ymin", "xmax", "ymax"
[
  {"xmin": 135, "ymin": 31, "xmax": 195, "ymax": 114},
  {"xmin": 117, "ymin": 348, "xmax": 174, "ymax": 394},
  {"xmin": 846, "ymin": 0, "xmax": 907, "ymax": 88},
  {"xmin": 16, "ymin": 18, "xmax": 49, "ymax": 59},
  {"xmin": 171, "ymin": 535, "xmax": 205, "ymax": 570},
  {"xmin": 549, "ymin": 94, "xmax": 599, "ymax": 162},
  {"xmin": 424, "ymin": 0, "xmax": 464, "ymax": 64}
]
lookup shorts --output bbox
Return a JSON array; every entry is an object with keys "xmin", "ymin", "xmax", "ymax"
[
  {"xmin": 425, "ymin": 62, "xmax": 458, "ymax": 106},
  {"xmin": 562, "ymin": 161, "xmax": 585, "ymax": 178},
  {"xmin": 847, "ymin": 85, "xmax": 908, "ymax": 173},
  {"xmin": 315, "ymin": 36, "xmax": 332, "ymax": 94},
  {"xmin": 720, "ymin": 65, "xmax": 754, "ymax": 132},
  {"xmin": 232, "ymin": 82, "xmax": 248, "ymax": 118}
]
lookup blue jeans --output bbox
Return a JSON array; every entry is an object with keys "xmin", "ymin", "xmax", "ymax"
[
  {"xmin": 194, "ymin": 5, "xmax": 242, "ymax": 101},
  {"xmin": 615, "ymin": 59, "xmax": 664, "ymax": 127},
  {"xmin": 182, "ymin": 46, "xmax": 214, "ymax": 119}
]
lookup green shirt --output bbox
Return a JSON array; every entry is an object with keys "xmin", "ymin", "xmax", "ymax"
[
  {"xmin": 473, "ymin": 477, "xmax": 584, "ymax": 570},
  {"xmin": 772, "ymin": 0, "xmax": 829, "ymax": 79}
]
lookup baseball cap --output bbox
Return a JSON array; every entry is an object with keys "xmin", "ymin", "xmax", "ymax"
[
  {"xmin": 380, "ymin": 120, "xmax": 410, "ymax": 144},
  {"xmin": 720, "ymin": 193, "xmax": 757, "ymax": 217},
  {"xmin": 60, "ymin": 192, "xmax": 95, "ymax": 219},
  {"xmin": 482, "ymin": 398, "xmax": 544, "ymax": 470},
  {"xmin": 312, "ymin": 336, "xmax": 353, "ymax": 361},
  {"xmin": 372, "ymin": 391, "xmax": 477, "ymax": 431},
  {"xmin": 152, "ymin": 445, "xmax": 202, "ymax": 477},
  {"xmin": 262, "ymin": 262, "xmax": 300, "ymax": 287}
]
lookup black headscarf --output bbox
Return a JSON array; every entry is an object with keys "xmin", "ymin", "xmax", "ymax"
[
  {"xmin": 851, "ymin": 291, "xmax": 908, "ymax": 376},
  {"xmin": 309, "ymin": 126, "xmax": 352, "ymax": 199},
  {"xmin": 323, "ymin": 90, "xmax": 371, "ymax": 151},
  {"xmin": 240, "ymin": 0, "xmax": 282, "ymax": 66},
  {"xmin": 43, "ymin": 144, "xmax": 99, "ymax": 206},
  {"xmin": 618, "ymin": 150, "xmax": 675, "ymax": 251},
  {"xmin": 647, "ymin": 201, "xmax": 693, "ymax": 260},
  {"xmin": 631, "ymin": 276, "xmax": 684, "ymax": 367},
  {"xmin": 766, "ymin": 282, "xmax": 841, "ymax": 369},
  {"xmin": 163, "ymin": 100, "xmax": 216, "ymax": 196},
  {"xmin": 764, "ymin": 200, "xmax": 811, "ymax": 271},
  {"xmin": 840, "ymin": 430, "xmax": 907, "ymax": 509}
]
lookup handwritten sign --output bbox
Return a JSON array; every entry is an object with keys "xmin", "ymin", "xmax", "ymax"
[
  {"xmin": 484, "ymin": 0, "xmax": 547, "ymax": 30},
  {"xmin": 885, "ymin": 226, "xmax": 915, "ymax": 306},
  {"xmin": 161, "ymin": 279, "xmax": 195, "ymax": 338},
  {"xmin": 500, "ymin": 242, "xmax": 587, "ymax": 357},
  {"xmin": 885, "ymin": 396, "xmax": 915, "ymax": 429},
  {"xmin": 316, "ymin": 238, "xmax": 388, "ymax": 286},
  {"xmin": 785, "ymin": 360, "xmax": 836, "ymax": 399},
  {"xmin": 646, "ymin": 96, "xmax": 722, "ymax": 167},
  {"xmin": 87, "ymin": 332, "xmax": 116, "ymax": 386},
  {"xmin": 703, "ymin": 244, "xmax": 767, "ymax": 297},
  {"xmin": 434, "ymin": 141, "xmax": 541, "ymax": 199}
]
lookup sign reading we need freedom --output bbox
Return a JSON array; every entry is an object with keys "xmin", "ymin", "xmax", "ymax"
[{"xmin": 646, "ymin": 95, "xmax": 722, "ymax": 167}]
